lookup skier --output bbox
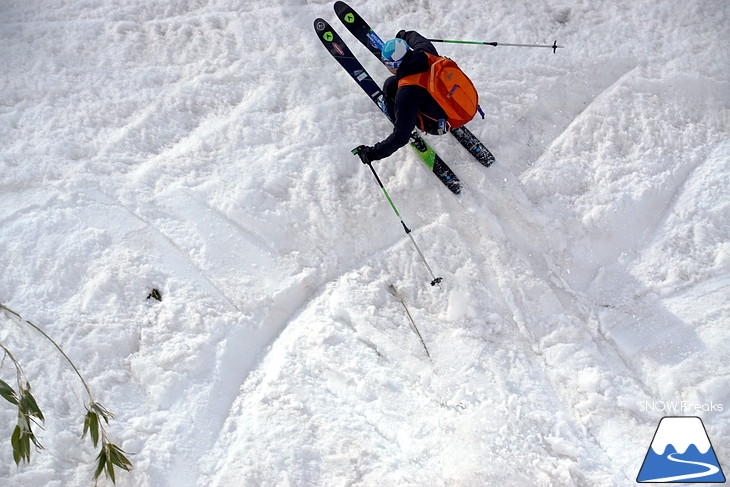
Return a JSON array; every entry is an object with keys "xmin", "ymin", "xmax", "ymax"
[{"xmin": 355, "ymin": 30, "xmax": 450, "ymax": 163}]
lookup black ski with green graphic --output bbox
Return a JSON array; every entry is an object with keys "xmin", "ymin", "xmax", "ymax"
[
  {"xmin": 334, "ymin": 0, "xmax": 495, "ymax": 168},
  {"xmin": 314, "ymin": 18, "xmax": 460, "ymax": 194}
]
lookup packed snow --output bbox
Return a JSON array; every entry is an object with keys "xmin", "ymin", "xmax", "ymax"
[{"xmin": 1, "ymin": 0, "xmax": 728, "ymax": 485}]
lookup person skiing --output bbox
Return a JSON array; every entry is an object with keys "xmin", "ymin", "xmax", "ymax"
[{"xmin": 355, "ymin": 30, "xmax": 451, "ymax": 163}]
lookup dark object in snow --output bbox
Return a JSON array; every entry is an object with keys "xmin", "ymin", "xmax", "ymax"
[{"xmin": 147, "ymin": 289, "xmax": 162, "ymax": 301}]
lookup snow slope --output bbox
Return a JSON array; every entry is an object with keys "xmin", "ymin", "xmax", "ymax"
[{"xmin": 1, "ymin": 0, "xmax": 728, "ymax": 485}]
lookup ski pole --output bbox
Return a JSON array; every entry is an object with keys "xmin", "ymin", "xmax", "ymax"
[
  {"xmin": 428, "ymin": 38, "xmax": 563, "ymax": 53},
  {"xmin": 388, "ymin": 284, "xmax": 432, "ymax": 360},
  {"xmin": 352, "ymin": 146, "xmax": 443, "ymax": 287}
]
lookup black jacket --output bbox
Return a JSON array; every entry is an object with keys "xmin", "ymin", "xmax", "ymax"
[{"xmin": 369, "ymin": 31, "xmax": 447, "ymax": 161}]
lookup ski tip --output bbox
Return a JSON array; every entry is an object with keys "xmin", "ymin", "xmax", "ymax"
[{"xmin": 334, "ymin": 1, "xmax": 351, "ymax": 12}]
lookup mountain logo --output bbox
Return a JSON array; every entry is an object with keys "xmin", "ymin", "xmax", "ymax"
[{"xmin": 637, "ymin": 416, "xmax": 726, "ymax": 483}]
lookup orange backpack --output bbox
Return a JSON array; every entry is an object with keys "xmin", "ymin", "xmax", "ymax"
[{"xmin": 398, "ymin": 52, "xmax": 483, "ymax": 131}]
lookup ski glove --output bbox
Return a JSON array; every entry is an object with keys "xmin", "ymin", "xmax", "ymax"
[{"xmin": 352, "ymin": 145, "xmax": 374, "ymax": 164}]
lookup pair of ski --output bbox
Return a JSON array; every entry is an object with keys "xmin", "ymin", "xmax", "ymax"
[{"xmin": 315, "ymin": 1, "xmax": 494, "ymax": 194}]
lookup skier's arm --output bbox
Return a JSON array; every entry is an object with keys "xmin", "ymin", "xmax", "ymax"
[
  {"xmin": 397, "ymin": 30, "xmax": 439, "ymax": 56},
  {"xmin": 369, "ymin": 125, "xmax": 411, "ymax": 161},
  {"xmin": 369, "ymin": 87, "xmax": 420, "ymax": 160}
]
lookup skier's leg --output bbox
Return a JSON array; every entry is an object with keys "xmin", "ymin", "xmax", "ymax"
[{"xmin": 382, "ymin": 76, "xmax": 397, "ymax": 118}]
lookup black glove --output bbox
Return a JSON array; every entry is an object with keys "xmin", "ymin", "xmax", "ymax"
[
  {"xmin": 352, "ymin": 145, "xmax": 374, "ymax": 164},
  {"xmin": 396, "ymin": 30, "xmax": 407, "ymax": 39}
]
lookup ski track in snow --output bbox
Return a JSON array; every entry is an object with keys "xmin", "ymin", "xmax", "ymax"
[{"xmin": 1, "ymin": 0, "xmax": 729, "ymax": 486}]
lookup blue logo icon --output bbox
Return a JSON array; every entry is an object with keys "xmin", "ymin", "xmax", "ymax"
[{"xmin": 637, "ymin": 416, "xmax": 726, "ymax": 483}]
